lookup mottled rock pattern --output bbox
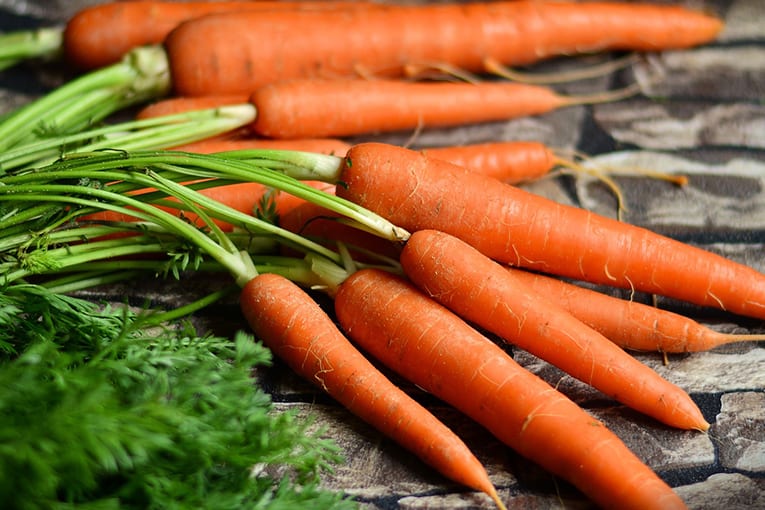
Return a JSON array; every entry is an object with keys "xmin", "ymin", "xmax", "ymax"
[{"xmin": 2, "ymin": 0, "xmax": 763, "ymax": 509}]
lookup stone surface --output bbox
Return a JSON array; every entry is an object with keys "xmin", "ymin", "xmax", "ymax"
[{"xmin": 2, "ymin": 0, "xmax": 764, "ymax": 509}]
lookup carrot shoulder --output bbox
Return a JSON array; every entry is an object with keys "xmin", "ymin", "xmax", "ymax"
[
  {"xmin": 336, "ymin": 143, "xmax": 765, "ymax": 320},
  {"xmin": 399, "ymin": 229, "xmax": 708, "ymax": 430},
  {"xmin": 165, "ymin": 1, "xmax": 722, "ymax": 96},
  {"xmin": 334, "ymin": 268, "xmax": 688, "ymax": 510},
  {"xmin": 240, "ymin": 273, "xmax": 506, "ymax": 509}
]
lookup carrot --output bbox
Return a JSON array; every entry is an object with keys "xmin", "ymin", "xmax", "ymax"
[
  {"xmin": 240, "ymin": 272, "xmax": 507, "ymax": 510},
  {"xmin": 399, "ymin": 229, "xmax": 707, "ymax": 430},
  {"xmin": 165, "ymin": 1, "xmax": 722, "ymax": 96},
  {"xmin": 505, "ymin": 268, "xmax": 765, "ymax": 353},
  {"xmin": 335, "ymin": 143, "xmax": 765, "ymax": 321},
  {"xmin": 333, "ymin": 268, "xmax": 689, "ymax": 510},
  {"xmin": 248, "ymin": 78, "xmax": 633, "ymax": 139},
  {"xmin": 421, "ymin": 141, "xmax": 556, "ymax": 183},
  {"xmin": 63, "ymin": 0, "xmax": 373, "ymax": 70}
]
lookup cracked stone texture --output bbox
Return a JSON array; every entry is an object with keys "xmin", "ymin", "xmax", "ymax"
[{"xmin": 2, "ymin": 0, "xmax": 764, "ymax": 509}]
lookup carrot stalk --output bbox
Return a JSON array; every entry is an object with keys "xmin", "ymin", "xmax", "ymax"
[
  {"xmin": 241, "ymin": 272, "xmax": 507, "ymax": 509},
  {"xmin": 400, "ymin": 229, "xmax": 708, "ymax": 430},
  {"xmin": 165, "ymin": 1, "xmax": 723, "ymax": 96},
  {"xmin": 0, "ymin": 45, "xmax": 170, "ymax": 151},
  {"xmin": 0, "ymin": 104, "xmax": 256, "ymax": 171},
  {"xmin": 135, "ymin": 94, "xmax": 250, "ymax": 120},
  {"xmin": 506, "ymin": 268, "xmax": 765, "ymax": 353},
  {"xmin": 332, "ymin": 143, "xmax": 765, "ymax": 321},
  {"xmin": 0, "ymin": 27, "xmax": 63, "ymax": 71},
  {"xmin": 334, "ymin": 268, "xmax": 689, "ymax": 510}
]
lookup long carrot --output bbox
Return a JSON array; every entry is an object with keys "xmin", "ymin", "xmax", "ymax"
[
  {"xmin": 63, "ymin": 0, "xmax": 373, "ymax": 70},
  {"xmin": 333, "ymin": 268, "xmax": 688, "ymax": 510},
  {"xmin": 240, "ymin": 272, "xmax": 507, "ymax": 509},
  {"xmin": 506, "ymin": 268, "xmax": 765, "ymax": 353},
  {"xmin": 133, "ymin": 92, "xmax": 563, "ymax": 183},
  {"xmin": 333, "ymin": 143, "xmax": 765, "ymax": 320},
  {"xmin": 248, "ymin": 78, "xmax": 627, "ymax": 139},
  {"xmin": 168, "ymin": 135, "xmax": 556, "ymax": 185},
  {"xmin": 399, "ymin": 229, "xmax": 707, "ymax": 430},
  {"xmin": 164, "ymin": 1, "xmax": 722, "ymax": 96}
]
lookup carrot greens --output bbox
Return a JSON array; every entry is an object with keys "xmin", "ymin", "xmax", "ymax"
[
  {"xmin": 0, "ymin": 284, "xmax": 356, "ymax": 509},
  {"xmin": 0, "ymin": 27, "xmax": 63, "ymax": 72},
  {"xmin": 0, "ymin": 45, "xmax": 170, "ymax": 151}
]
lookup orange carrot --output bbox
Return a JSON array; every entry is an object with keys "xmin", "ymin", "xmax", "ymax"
[
  {"xmin": 165, "ymin": 1, "xmax": 722, "ymax": 96},
  {"xmin": 506, "ymin": 268, "xmax": 765, "ymax": 353},
  {"xmin": 333, "ymin": 268, "xmax": 689, "ymax": 510},
  {"xmin": 249, "ymin": 79, "xmax": 587, "ymax": 139},
  {"xmin": 63, "ymin": 1, "xmax": 373, "ymax": 70},
  {"xmin": 399, "ymin": 229, "xmax": 707, "ymax": 430},
  {"xmin": 240, "ymin": 272, "xmax": 507, "ymax": 509},
  {"xmin": 335, "ymin": 143, "xmax": 765, "ymax": 320},
  {"xmin": 421, "ymin": 141, "xmax": 556, "ymax": 183}
]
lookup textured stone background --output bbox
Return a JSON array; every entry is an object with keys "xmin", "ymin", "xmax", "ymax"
[{"xmin": 1, "ymin": 1, "xmax": 763, "ymax": 509}]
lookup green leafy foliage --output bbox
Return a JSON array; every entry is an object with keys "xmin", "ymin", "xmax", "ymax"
[{"xmin": 0, "ymin": 284, "xmax": 356, "ymax": 510}]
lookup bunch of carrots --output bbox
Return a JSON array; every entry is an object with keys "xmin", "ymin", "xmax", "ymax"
[{"xmin": 4, "ymin": 1, "xmax": 759, "ymax": 509}]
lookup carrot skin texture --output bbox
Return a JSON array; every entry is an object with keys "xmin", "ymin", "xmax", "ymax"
[
  {"xmin": 250, "ymin": 79, "xmax": 568, "ymax": 139},
  {"xmin": 337, "ymin": 143, "xmax": 765, "ymax": 320},
  {"xmin": 421, "ymin": 141, "xmax": 556, "ymax": 183},
  {"xmin": 334, "ymin": 268, "xmax": 688, "ymax": 510},
  {"xmin": 240, "ymin": 273, "xmax": 503, "ymax": 504},
  {"xmin": 63, "ymin": 1, "xmax": 372, "ymax": 70},
  {"xmin": 165, "ymin": 1, "xmax": 723, "ymax": 96},
  {"xmin": 399, "ymin": 229, "xmax": 708, "ymax": 430},
  {"xmin": 507, "ymin": 269, "xmax": 754, "ymax": 353}
]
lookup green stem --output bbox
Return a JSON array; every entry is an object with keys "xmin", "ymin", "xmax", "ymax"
[
  {"xmin": 41, "ymin": 269, "xmax": 149, "ymax": 294},
  {"xmin": 0, "ymin": 27, "xmax": 63, "ymax": 71},
  {"xmin": 0, "ymin": 45, "xmax": 170, "ymax": 151},
  {"xmin": 0, "ymin": 104, "xmax": 255, "ymax": 171}
]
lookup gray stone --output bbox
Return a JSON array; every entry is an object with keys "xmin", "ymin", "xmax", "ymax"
[
  {"xmin": 675, "ymin": 473, "xmax": 765, "ymax": 510},
  {"xmin": 714, "ymin": 392, "xmax": 765, "ymax": 471}
]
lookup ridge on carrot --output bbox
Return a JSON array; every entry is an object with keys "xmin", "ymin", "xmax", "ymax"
[
  {"xmin": 334, "ymin": 268, "xmax": 689, "ymax": 510},
  {"xmin": 164, "ymin": 1, "xmax": 723, "ymax": 96},
  {"xmin": 399, "ymin": 229, "xmax": 708, "ymax": 431},
  {"xmin": 315, "ymin": 142, "xmax": 765, "ymax": 320}
]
